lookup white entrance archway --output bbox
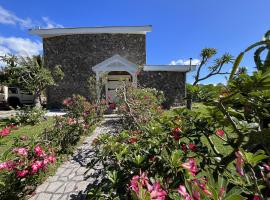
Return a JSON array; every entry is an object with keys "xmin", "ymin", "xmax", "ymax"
[{"xmin": 92, "ymin": 54, "xmax": 139, "ymax": 102}]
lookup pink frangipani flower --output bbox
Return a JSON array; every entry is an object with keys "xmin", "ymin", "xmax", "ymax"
[
  {"xmin": 178, "ymin": 185, "xmax": 192, "ymax": 200},
  {"xmin": 16, "ymin": 169, "xmax": 28, "ymax": 178},
  {"xmin": 253, "ymin": 195, "xmax": 260, "ymax": 200},
  {"xmin": 34, "ymin": 145, "xmax": 45, "ymax": 157},
  {"xmin": 192, "ymin": 190, "xmax": 201, "ymax": 200},
  {"xmin": 235, "ymin": 150, "xmax": 244, "ymax": 176},
  {"xmin": 13, "ymin": 147, "xmax": 28, "ymax": 156},
  {"xmin": 0, "ymin": 128, "xmax": 10, "ymax": 137},
  {"xmin": 147, "ymin": 182, "xmax": 167, "ymax": 200},
  {"xmin": 218, "ymin": 187, "xmax": 225, "ymax": 200},
  {"xmin": 181, "ymin": 158, "xmax": 198, "ymax": 176},
  {"xmin": 215, "ymin": 129, "xmax": 225, "ymax": 137}
]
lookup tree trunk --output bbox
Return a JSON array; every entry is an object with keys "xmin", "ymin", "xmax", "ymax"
[
  {"xmin": 34, "ymin": 92, "xmax": 42, "ymax": 108},
  {"xmin": 186, "ymin": 97, "xmax": 192, "ymax": 110}
]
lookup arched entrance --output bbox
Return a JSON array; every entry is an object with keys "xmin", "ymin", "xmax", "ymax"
[
  {"xmin": 92, "ymin": 54, "xmax": 139, "ymax": 103},
  {"xmin": 106, "ymin": 71, "xmax": 132, "ymax": 103}
]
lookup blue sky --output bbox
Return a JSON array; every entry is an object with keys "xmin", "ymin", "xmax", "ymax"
[{"xmin": 0, "ymin": 0, "xmax": 269, "ymax": 84}]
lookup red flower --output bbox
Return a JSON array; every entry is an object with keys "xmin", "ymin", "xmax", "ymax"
[
  {"xmin": 0, "ymin": 161, "xmax": 15, "ymax": 170},
  {"xmin": 47, "ymin": 155, "xmax": 56, "ymax": 163},
  {"xmin": 253, "ymin": 195, "xmax": 260, "ymax": 200},
  {"xmin": 218, "ymin": 187, "xmax": 225, "ymax": 200},
  {"xmin": 130, "ymin": 175, "xmax": 140, "ymax": 194},
  {"xmin": 130, "ymin": 171, "xmax": 149, "ymax": 194},
  {"xmin": 13, "ymin": 147, "xmax": 28, "ymax": 156},
  {"xmin": 67, "ymin": 117, "xmax": 75, "ymax": 125},
  {"xmin": 31, "ymin": 163, "xmax": 39, "ymax": 174},
  {"xmin": 192, "ymin": 190, "xmax": 201, "ymax": 200},
  {"xmin": 178, "ymin": 185, "xmax": 192, "ymax": 200},
  {"xmin": 34, "ymin": 145, "xmax": 45, "ymax": 157},
  {"xmin": 215, "ymin": 129, "xmax": 225, "ymax": 137},
  {"xmin": 181, "ymin": 158, "xmax": 198, "ymax": 176},
  {"xmin": 129, "ymin": 137, "xmax": 138, "ymax": 144},
  {"xmin": 0, "ymin": 128, "xmax": 10, "ymax": 137},
  {"xmin": 16, "ymin": 169, "xmax": 28, "ymax": 178},
  {"xmin": 7, "ymin": 124, "xmax": 17, "ymax": 129},
  {"xmin": 63, "ymin": 98, "xmax": 73, "ymax": 106},
  {"xmin": 189, "ymin": 143, "xmax": 197, "ymax": 152},
  {"xmin": 262, "ymin": 163, "xmax": 270, "ymax": 171},
  {"xmin": 193, "ymin": 179, "xmax": 212, "ymax": 196},
  {"xmin": 181, "ymin": 144, "xmax": 188, "ymax": 152},
  {"xmin": 147, "ymin": 182, "xmax": 167, "ymax": 200},
  {"xmin": 235, "ymin": 150, "xmax": 244, "ymax": 176},
  {"xmin": 172, "ymin": 127, "xmax": 182, "ymax": 141}
]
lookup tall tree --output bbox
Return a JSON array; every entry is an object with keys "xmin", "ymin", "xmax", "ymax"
[
  {"xmin": 0, "ymin": 55, "xmax": 64, "ymax": 107},
  {"xmin": 187, "ymin": 48, "xmax": 233, "ymax": 109}
]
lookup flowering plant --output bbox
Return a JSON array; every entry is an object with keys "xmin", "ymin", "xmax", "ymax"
[{"xmin": 0, "ymin": 136, "xmax": 56, "ymax": 199}]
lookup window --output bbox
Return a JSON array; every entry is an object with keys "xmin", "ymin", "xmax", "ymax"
[{"xmin": 8, "ymin": 87, "xmax": 18, "ymax": 94}]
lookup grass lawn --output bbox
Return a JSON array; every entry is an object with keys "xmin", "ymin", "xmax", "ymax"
[{"xmin": 0, "ymin": 118, "xmax": 55, "ymax": 153}]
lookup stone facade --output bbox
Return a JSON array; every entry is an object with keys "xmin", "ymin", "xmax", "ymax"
[
  {"xmin": 138, "ymin": 71, "xmax": 186, "ymax": 108},
  {"xmin": 43, "ymin": 33, "xmax": 146, "ymax": 107}
]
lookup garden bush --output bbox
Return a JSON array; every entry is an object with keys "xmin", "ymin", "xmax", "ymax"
[
  {"xmin": 10, "ymin": 106, "xmax": 46, "ymax": 126},
  {"xmin": 116, "ymin": 86, "xmax": 164, "ymax": 130},
  {"xmin": 0, "ymin": 128, "xmax": 56, "ymax": 199},
  {"xmin": 43, "ymin": 95, "xmax": 106, "ymax": 154},
  {"xmin": 87, "ymin": 31, "xmax": 270, "ymax": 199}
]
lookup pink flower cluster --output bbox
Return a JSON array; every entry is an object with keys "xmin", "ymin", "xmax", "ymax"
[
  {"xmin": 178, "ymin": 183, "xmax": 223, "ymax": 200},
  {"xmin": 0, "ymin": 144, "xmax": 56, "ymax": 178},
  {"xmin": 181, "ymin": 158, "xmax": 198, "ymax": 176},
  {"xmin": 63, "ymin": 97, "xmax": 73, "ymax": 106},
  {"xmin": 130, "ymin": 171, "xmax": 167, "ymax": 200},
  {"xmin": 0, "ymin": 124, "xmax": 17, "ymax": 137}
]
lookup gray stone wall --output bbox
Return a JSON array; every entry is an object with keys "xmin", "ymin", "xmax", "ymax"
[
  {"xmin": 138, "ymin": 71, "xmax": 186, "ymax": 108},
  {"xmin": 43, "ymin": 33, "xmax": 146, "ymax": 108}
]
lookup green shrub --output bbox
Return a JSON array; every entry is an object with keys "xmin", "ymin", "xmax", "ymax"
[
  {"xmin": 116, "ymin": 86, "xmax": 165, "ymax": 130},
  {"xmin": 11, "ymin": 106, "xmax": 46, "ymax": 126}
]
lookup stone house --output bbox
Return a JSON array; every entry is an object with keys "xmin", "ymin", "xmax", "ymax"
[{"xmin": 29, "ymin": 25, "xmax": 196, "ymax": 108}]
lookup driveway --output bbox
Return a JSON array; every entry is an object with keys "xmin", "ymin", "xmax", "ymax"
[{"xmin": 0, "ymin": 110, "xmax": 66, "ymax": 119}]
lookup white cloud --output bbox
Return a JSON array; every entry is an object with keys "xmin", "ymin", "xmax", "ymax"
[
  {"xmin": 42, "ymin": 17, "xmax": 63, "ymax": 28},
  {"xmin": 0, "ymin": 5, "xmax": 33, "ymax": 28},
  {"xmin": 170, "ymin": 58, "xmax": 200, "ymax": 65},
  {"xmin": 0, "ymin": 36, "xmax": 42, "ymax": 56},
  {"xmin": 0, "ymin": 5, "xmax": 63, "ymax": 29}
]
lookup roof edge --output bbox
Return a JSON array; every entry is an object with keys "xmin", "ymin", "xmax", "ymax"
[
  {"xmin": 29, "ymin": 25, "xmax": 152, "ymax": 38},
  {"xmin": 143, "ymin": 65, "xmax": 196, "ymax": 72}
]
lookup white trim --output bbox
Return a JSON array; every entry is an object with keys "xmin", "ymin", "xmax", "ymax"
[
  {"xmin": 92, "ymin": 54, "xmax": 139, "ymax": 74},
  {"xmin": 29, "ymin": 26, "xmax": 152, "ymax": 38},
  {"xmin": 143, "ymin": 65, "xmax": 196, "ymax": 72}
]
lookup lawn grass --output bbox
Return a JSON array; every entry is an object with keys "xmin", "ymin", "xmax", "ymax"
[{"xmin": 0, "ymin": 118, "xmax": 55, "ymax": 153}]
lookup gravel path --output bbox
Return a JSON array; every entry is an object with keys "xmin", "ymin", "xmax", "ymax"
[{"xmin": 29, "ymin": 116, "xmax": 121, "ymax": 200}]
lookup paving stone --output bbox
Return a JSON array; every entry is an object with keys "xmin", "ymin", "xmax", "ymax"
[
  {"xmin": 47, "ymin": 175, "xmax": 59, "ymax": 182},
  {"xmin": 68, "ymin": 173, "xmax": 76, "ymax": 180},
  {"xmin": 51, "ymin": 194, "xmax": 62, "ymax": 200},
  {"xmin": 72, "ymin": 175, "xmax": 84, "ymax": 181},
  {"xmin": 35, "ymin": 181, "xmax": 49, "ymax": 193},
  {"xmin": 64, "ymin": 181, "xmax": 76, "ymax": 193},
  {"xmin": 30, "ymin": 118, "xmax": 121, "ymax": 200},
  {"xmin": 55, "ymin": 183, "xmax": 67, "ymax": 193},
  {"xmin": 46, "ymin": 181, "xmax": 63, "ymax": 192},
  {"xmin": 35, "ymin": 193, "xmax": 52, "ymax": 200},
  {"xmin": 75, "ymin": 181, "xmax": 89, "ymax": 191},
  {"xmin": 61, "ymin": 168, "xmax": 73, "ymax": 177},
  {"xmin": 59, "ymin": 176, "xmax": 68, "ymax": 181}
]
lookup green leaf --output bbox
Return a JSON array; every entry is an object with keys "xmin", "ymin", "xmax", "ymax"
[
  {"xmin": 229, "ymin": 52, "xmax": 244, "ymax": 81},
  {"xmin": 225, "ymin": 194, "xmax": 245, "ymax": 200}
]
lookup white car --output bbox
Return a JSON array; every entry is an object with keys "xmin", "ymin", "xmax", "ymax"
[{"xmin": 0, "ymin": 86, "xmax": 35, "ymax": 108}]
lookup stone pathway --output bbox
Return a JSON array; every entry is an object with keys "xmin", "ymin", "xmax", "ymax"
[{"xmin": 29, "ymin": 116, "xmax": 121, "ymax": 200}]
